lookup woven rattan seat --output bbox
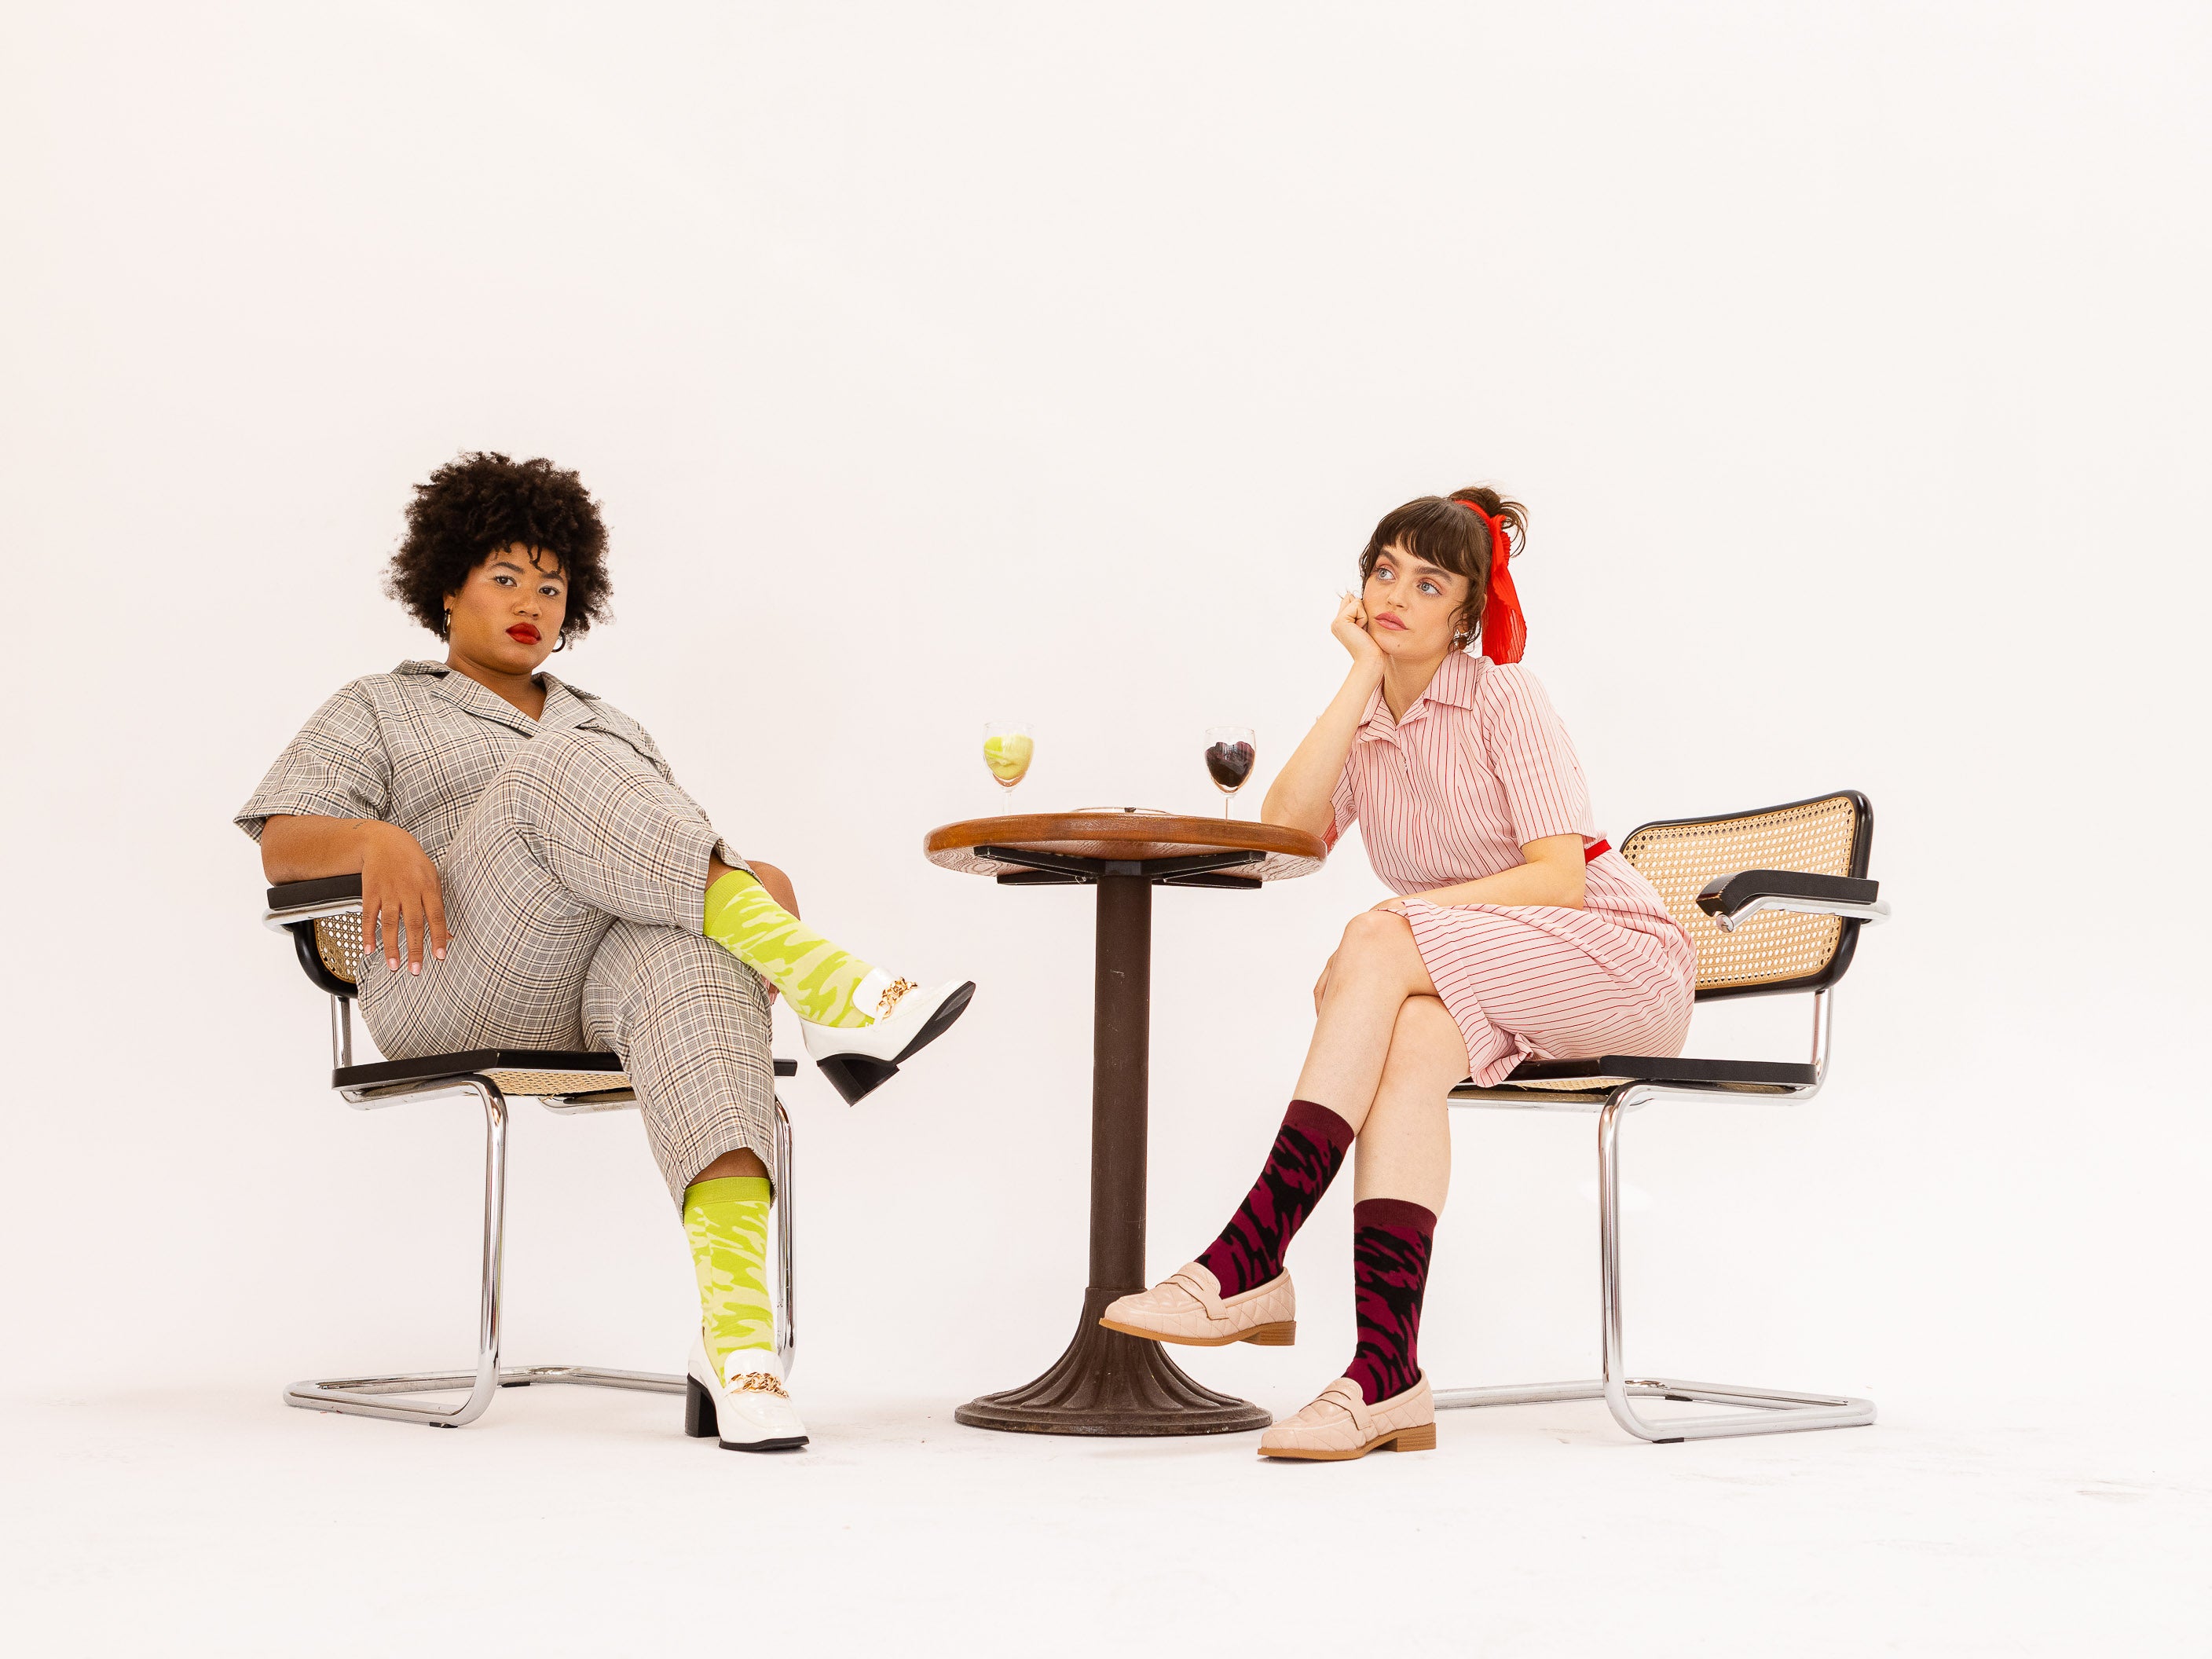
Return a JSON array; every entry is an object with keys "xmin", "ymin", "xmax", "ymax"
[
  {"xmin": 334, "ymin": 1049, "xmax": 797, "ymax": 1100},
  {"xmin": 1459, "ymin": 1054, "xmax": 1816, "ymax": 1103}
]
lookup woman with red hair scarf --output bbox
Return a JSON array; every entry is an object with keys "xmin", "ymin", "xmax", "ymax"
[{"xmin": 1103, "ymin": 485, "xmax": 1694, "ymax": 1461}]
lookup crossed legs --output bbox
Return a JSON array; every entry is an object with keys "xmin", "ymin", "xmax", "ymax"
[
  {"xmin": 1353, "ymin": 994, "xmax": 1465, "ymax": 1214},
  {"xmin": 1104, "ymin": 907, "xmax": 1469, "ymax": 1455},
  {"xmin": 1297, "ymin": 909, "xmax": 1467, "ymax": 1215}
]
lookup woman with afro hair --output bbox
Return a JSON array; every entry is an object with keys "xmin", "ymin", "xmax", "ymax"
[{"xmin": 238, "ymin": 452, "xmax": 974, "ymax": 1452}]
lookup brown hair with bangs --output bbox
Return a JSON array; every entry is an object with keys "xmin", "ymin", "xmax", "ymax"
[{"xmin": 1357, "ymin": 485, "xmax": 1529, "ymax": 648}]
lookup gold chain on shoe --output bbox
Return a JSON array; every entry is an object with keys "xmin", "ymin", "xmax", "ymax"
[
  {"xmin": 729, "ymin": 1372, "xmax": 789, "ymax": 1397},
  {"xmin": 873, "ymin": 977, "xmax": 918, "ymax": 1020}
]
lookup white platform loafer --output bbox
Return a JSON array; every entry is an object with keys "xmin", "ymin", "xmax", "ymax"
[
  {"xmin": 684, "ymin": 1333, "xmax": 808, "ymax": 1452},
  {"xmin": 800, "ymin": 975, "xmax": 976, "ymax": 1104}
]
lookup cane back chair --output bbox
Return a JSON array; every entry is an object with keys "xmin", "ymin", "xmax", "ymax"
[
  {"xmin": 1437, "ymin": 789, "xmax": 1889, "ymax": 1444},
  {"xmin": 263, "ymin": 873, "xmax": 798, "ymax": 1429}
]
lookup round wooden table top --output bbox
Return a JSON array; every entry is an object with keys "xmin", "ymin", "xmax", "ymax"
[{"xmin": 924, "ymin": 809, "xmax": 1328, "ymax": 883}]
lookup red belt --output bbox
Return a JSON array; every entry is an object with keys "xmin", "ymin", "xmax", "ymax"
[{"xmin": 1584, "ymin": 838, "xmax": 1610, "ymax": 863}]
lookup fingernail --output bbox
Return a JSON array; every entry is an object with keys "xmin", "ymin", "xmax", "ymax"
[
  {"xmin": 410, "ymin": 962, "xmax": 421, "ymax": 975},
  {"xmin": 434, "ymin": 948, "xmax": 445, "ymax": 961}
]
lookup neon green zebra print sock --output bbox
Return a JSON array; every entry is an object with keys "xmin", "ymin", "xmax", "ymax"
[
  {"xmin": 703, "ymin": 869, "xmax": 884, "ymax": 1029},
  {"xmin": 683, "ymin": 1175, "xmax": 775, "ymax": 1368}
]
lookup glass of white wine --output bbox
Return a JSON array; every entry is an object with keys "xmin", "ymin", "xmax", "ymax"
[{"xmin": 982, "ymin": 720, "xmax": 1035, "ymax": 800}]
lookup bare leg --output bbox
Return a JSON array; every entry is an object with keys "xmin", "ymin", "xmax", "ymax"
[
  {"xmin": 693, "ymin": 1146, "xmax": 770, "ymax": 1182},
  {"xmin": 1352, "ymin": 995, "xmax": 1464, "ymax": 1215},
  {"xmin": 1110, "ymin": 910, "xmax": 1448, "ymax": 1322},
  {"xmin": 1293, "ymin": 910, "xmax": 1441, "ymax": 1132},
  {"xmin": 710, "ymin": 855, "xmax": 797, "ymax": 916}
]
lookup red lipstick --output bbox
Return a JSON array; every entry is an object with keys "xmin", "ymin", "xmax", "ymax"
[{"xmin": 507, "ymin": 624, "xmax": 541, "ymax": 644}]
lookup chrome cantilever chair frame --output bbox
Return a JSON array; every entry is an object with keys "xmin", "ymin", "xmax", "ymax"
[
  {"xmin": 1436, "ymin": 790, "xmax": 1890, "ymax": 1445},
  {"xmin": 264, "ymin": 880, "xmax": 796, "ymax": 1430}
]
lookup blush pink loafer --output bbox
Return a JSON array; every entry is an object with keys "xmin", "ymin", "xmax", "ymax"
[
  {"xmin": 1097, "ymin": 1261, "xmax": 1296, "ymax": 1347},
  {"xmin": 1258, "ymin": 1375, "xmax": 1435, "ymax": 1460}
]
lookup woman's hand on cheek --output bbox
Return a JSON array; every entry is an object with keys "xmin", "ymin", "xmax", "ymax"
[{"xmin": 1332, "ymin": 593, "xmax": 1383, "ymax": 672}]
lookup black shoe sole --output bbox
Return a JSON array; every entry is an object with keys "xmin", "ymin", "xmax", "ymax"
[
  {"xmin": 686, "ymin": 1374, "xmax": 808, "ymax": 1452},
  {"xmin": 814, "ymin": 980, "xmax": 976, "ymax": 1106}
]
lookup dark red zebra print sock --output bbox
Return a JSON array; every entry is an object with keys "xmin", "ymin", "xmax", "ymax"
[
  {"xmin": 1195, "ymin": 1101, "xmax": 1355, "ymax": 1297},
  {"xmin": 1344, "ymin": 1197, "xmax": 1437, "ymax": 1404}
]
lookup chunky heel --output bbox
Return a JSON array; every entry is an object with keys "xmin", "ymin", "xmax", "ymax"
[
  {"xmin": 813, "ymin": 1051, "xmax": 899, "ymax": 1107},
  {"xmin": 801, "ymin": 981, "xmax": 976, "ymax": 1104},
  {"xmin": 684, "ymin": 1375, "xmax": 719, "ymax": 1439},
  {"xmin": 1389, "ymin": 1422, "xmax": 1437, "ymax": 1452},
  {"xmin": 1240, "ymin": 1321, "xmax": 1297, "ymax": 1346}
]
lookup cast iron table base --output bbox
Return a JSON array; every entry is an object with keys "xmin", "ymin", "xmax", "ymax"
[{"xmin": 921, "ymin": 823, "xmax": 1322, "ymax": 1437}]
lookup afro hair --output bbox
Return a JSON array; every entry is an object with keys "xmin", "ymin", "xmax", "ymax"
[{"xmin": 385, "ymin": 452, "xmax": 613, "ymax": 646}]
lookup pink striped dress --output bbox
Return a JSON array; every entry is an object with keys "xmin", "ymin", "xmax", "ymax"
[{"xmin": 1328, "ymin": 651, "xmax": 1696, "ymax": 1085}]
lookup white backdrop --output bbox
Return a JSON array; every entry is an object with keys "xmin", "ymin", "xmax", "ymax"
[{"xmin": 4, "ymin": 2, "xmax": 2207, "ymax": 1426}]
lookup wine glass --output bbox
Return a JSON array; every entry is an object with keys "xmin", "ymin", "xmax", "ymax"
[
  {"xmin": 982, "ymin": 720, "xmax": 1035, "ymax": 800},
  {"xmin": 1203, "ymin": 725, "xmax": 1256, "ymax": 818}
]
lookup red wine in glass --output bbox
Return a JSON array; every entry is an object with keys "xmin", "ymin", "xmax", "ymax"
[{"xmin": 1203, "ymin": 725, "xmax": 1256, "ymax": 818}]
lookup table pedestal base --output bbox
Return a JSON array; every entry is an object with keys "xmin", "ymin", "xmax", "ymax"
[{"xmin": 955, "ymin": 1287, "xmax": 1273, "ymax": 1437}]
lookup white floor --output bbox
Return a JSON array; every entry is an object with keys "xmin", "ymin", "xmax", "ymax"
[{"xmin": 8, "ymin": 1377, "xmax": 2205, "ymax": 1656}]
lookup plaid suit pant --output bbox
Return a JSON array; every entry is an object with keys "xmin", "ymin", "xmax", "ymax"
[{"xmin": 357, "ymin": 730, "xmax": 776, "ymax": 1204}]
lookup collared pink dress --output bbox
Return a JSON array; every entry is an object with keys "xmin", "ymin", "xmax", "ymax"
[{"xmin": 1328, "ymin": 651, "xmax": 1696, "ymax": 1085}]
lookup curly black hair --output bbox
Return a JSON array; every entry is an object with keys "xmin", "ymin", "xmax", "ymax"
[{"xmin": 385, "ymin": 452, "xmax": 613, "ymax": 646}]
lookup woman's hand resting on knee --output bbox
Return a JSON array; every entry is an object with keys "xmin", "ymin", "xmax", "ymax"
[
  {"xmin": 261, "ymin": 814, "xmax": 450, "ymax": 975},
  {"xmin": 360, "ymin": 822, "xmax": 449, "ymax": 974}
]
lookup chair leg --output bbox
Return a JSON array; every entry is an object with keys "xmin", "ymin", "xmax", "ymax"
[
  {"xmin": 283, "ymin": 1076, "xmax": 685, "ymax": 1427},
  {"xmin": 774, "ymin": 1094, "xmax": 797, "ymax": 1375},
  {"xmin": 1434, "ymin": 1085, "xmax": 1874, "ymax": 1443}
]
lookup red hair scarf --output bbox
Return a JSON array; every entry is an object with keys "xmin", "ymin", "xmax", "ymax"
[
  {"xmin": 1456, "ymin": 498, "xmax": 1525, "ymax": 665},
  {"xmin": 1458, "ymin": 497, "xmax": 1595, "ymax": 855}
]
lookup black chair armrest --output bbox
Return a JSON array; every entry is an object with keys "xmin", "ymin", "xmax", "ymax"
[
  {"xmin": 1697, "ymin": 869, "xmax": 1886, "ymax": 931},
  {"xmin": 267, "ymin": 873, "xmax": 364, "ymax": 913}
]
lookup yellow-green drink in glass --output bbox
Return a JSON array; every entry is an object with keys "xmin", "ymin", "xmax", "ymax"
[{"xmin": 983, "ymin": 721, "xmax": 1035, "ymax": 798}]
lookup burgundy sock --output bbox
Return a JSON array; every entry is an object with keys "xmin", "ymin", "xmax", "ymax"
[
  {"xmin": 1344, "ymin": 1198, "xmax": 1437, "ymax": 1404},
  {"xmin": 1195, "ymin": 1101, "xmax": 1355, "ymax": 1298}
]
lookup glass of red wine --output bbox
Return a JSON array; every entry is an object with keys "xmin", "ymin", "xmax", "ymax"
[{"xmin": 1203, "ymin": 725, "xmax": 1256, "ymax": 819}]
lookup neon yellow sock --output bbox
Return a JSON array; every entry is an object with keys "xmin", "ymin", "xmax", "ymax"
[
  {"xmin": 683, "ymin": 1175, "xmax": 775, "ymax": 1368},
  {"xmin": 703, "ymin": 869, "xmax": 887, "ymax": 1028}
]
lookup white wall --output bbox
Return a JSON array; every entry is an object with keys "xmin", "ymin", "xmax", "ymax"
[{"xmin": 4, "ymin": 1, "xmax": 2205, "ymax": 1414}]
